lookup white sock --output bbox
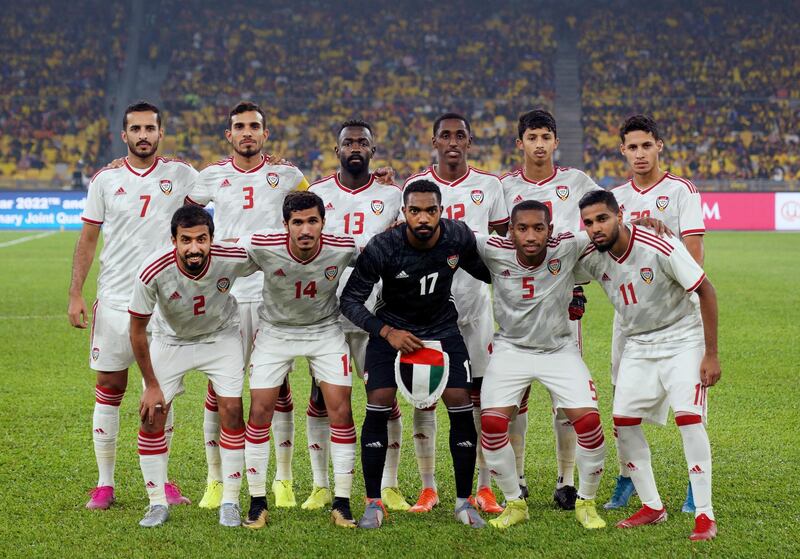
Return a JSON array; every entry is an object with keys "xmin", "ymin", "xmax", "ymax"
[
  {"xmin": 413, "ymin": 407, "xmax": 437, "ymax": 490},
  {"xmin": 245, "ymin": 422, "xmax": 270, "ymax": 497},
  {"xmin": 554, "ymin": 409, "xmax": 576, "ymax": 488},
  {"xmin": 473, "ymin": 405, "xmax": 491, "ymax": 488},
  {"xmin": 138, "ymin": 430, "xmax": 168, "ymax": 506},
  {"xmin": 163, "ymin": 406, "xmax": 175, "ymax": 481},
  {"xmin": 678, "ymin": 418, "xmax": 714, "ymax": 519},
  {"xmin": 93, "ymin": 385, "xmax": 123, "ymax": 487},
  {"xmin": 573, "ymin": 411, "xmax": 606, "ymax": 500},
  {"xmin": 272, "ymin": 403, "xmax": 295, "ymax": 481},
  {"xmin": 614, "ymin": 425, "xmax": 629, "ymax": 478},
  {"xmin": 306, "ymin": 407, "xmax": 330, "ymax": 488},
  {"xmin": 219, "ymin": 427, "xmax": 245, "ymax": 505},
  {"xmin": 381, "ymin": 402, "xmax": 402, "ymax": 489},
  {"xmin": 481, "ymin": 411, "xmax": 521, "ymax": 501},
  {"xmin": 204, "ymin": 386, "xmax": 222, "ymax": 483},
  {"xmin": 616, "ymin": 423, "xmax": 662, "ymax": 510},
  {"xmin": 330, "ymin": 424, "xmax": 356, "ymax": 499},
  {"xmin": 508, "ymin": 409, "xmax": 528, "ymax": 487}
]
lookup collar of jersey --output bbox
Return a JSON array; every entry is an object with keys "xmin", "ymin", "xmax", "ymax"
[
  {"xmin": 430, "ymin": 165, "xmax": 471, "ymax": 187},
  {"xmin": 520, "ymin": 167, "xmax": 558, "ymax": 186},
  {"xmin": 609, "ymin": 225, "xmax": 636, "ymax": 264},
  {"xmin": 335, "ymin": 172, "xmax": 374, "ymax": 194},
  {"xmin": 230, "ymin": 155, "xmax": 267, "ymax": 174},
  {"xmin": 125, "ymin": 157, "xmax": 160, "ymax": 177},
  {"xmin": 630, "ymin": 172, "xmax": 669, "ymax": 195},
  {"xmin": 175, "ymin": 249, "xmax": 212, "ymax": 280},
  {"xmin": 287, "ymin": 237, "xmax": 323, "ymax": 264}
]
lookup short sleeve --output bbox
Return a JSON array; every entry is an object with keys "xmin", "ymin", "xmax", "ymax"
[
  {"xmin": 578, "ymin": 171, "xmax": 604, "ymax": 196},
  {"xmin": 81, "ymin": 176, "xmax": 106, "ymax": 225},
  {"xmin": 292, "ymin": 168, "xmax": 310, "ymax": 191},
  {"xmin": 679, "ymin": 191, "xmax": 705, "ymax": 237},
  {"xmin": 488, "ymin": 182, "xmax": 510, "ymax": 228},
  {"xmin": 662, "ymin": 241, "xmax": 706, "ymax": 292},
  {"xmin": 186, "ymin": 172, "xmax": 214, "ymax": 206},
  {"xmin": 128, "ymin": 267, "xmax": 158, "ymax": 318}
]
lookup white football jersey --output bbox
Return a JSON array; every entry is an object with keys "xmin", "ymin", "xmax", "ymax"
[
  {"xmin": 576, "ymin": 225, "xmax": 706, "ymax": 358},
  {"xmin": 404, "ymin": 166, "xmax": 509, "ymax": 320},
  {"xmin": 611, "ymin": 172, "xmax": 705, "ymax": 238},
  {"xmin": 501, "ymin": 166, "xmax": 602, "ymax": 234},
  {"xmin": 82, "ymin": 157, "xmax": 199, "ymax": 310},
  {"xmin": 477, "ymin": 232, "xmax": 590, "ymax": 352},
  {"xmin": 187, "ymin": 156, "xmax": 309, "ymax": 302},
  {"xmin": 129, "ymin": 242, "xmax": 258, "ymax": 344},
  {"xmin": 239, "ymin": 231, "xmax": 358, "ymax": 340}
]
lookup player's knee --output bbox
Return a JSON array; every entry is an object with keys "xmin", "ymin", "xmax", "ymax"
[
  {"xmin": 480, "ymin": 410, "xmax": 510, "ymax": 435},
  {"xmin": 278, "ymin": 377, "xmax": 292, "ymax": 398},
  {"xmin": 675, "ymin": 413, "xmax": 702, "ymax": 427},
  {"xmin": 248, "ymin": 399, "xmax": 274, "ymax": 425},
  {"xmin": 217, "ymin": 398, "xmax": 244, "ymax": 428},
  {"xmin": 310, "ymin": 382, "xmax": 326, "ymax": 410},
  {"xmin": 97, "ymin": 371, "xmax": 127, "ymax": 392}
]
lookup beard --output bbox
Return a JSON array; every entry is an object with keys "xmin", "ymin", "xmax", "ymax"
[
  {"xmin": 342, "ymin": 155, "xmax": 367, "ymax": 174},
  {"xmin": 233, "ymin": 142, "xmax": 260, "ymax": 158},
  {"xmin": 128, "ymin": 139, "xmax": 159, "ymax": 159},
  {"xmin": 409, "ymin": 222, "xmax": 438, "ymax": 241},
  {"xmin": 181, "ymin": 252, "xmax": 207, "ymax": 273},
  {"xmin": 593, "ymin": 226, "xmax": 619, "ymax": 252}
]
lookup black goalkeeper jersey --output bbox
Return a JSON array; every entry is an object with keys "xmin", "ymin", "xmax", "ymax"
[{"xmin": 340, "ymin": 219, "xmax": 491, "ymax": 339}]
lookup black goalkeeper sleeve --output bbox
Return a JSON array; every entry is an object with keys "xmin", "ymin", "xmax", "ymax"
[{"xmin": 340, "ymin": 241, "xmax": 386, "ymax": 337}]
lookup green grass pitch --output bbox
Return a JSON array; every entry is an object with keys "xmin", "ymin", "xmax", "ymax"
[{"xmin": 0, "ymin": 231, "xmax": 798, "ymax": 558}]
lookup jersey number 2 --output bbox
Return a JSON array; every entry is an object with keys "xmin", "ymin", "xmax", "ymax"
[{"xmin": 193, "ymin": 295, "xmax": 206, "ymax": 316}]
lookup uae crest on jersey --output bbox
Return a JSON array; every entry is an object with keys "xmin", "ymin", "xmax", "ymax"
[
  {"xmin": 640, "ymin": 267, "xmax": 654, "ymax": 284},
  {"xmin": 91, "ymin": 347, "xmax": 100, "ymax": 361},
  {"xmin": 371, "ymin": 200, "xmax": 385, "ymax": 215},
  {"xmin": 267, "ymin": 172, "xmax": 279, "ymax": 188},
  {"xmin": 325, "ymin": 266, "xmax": 339, "ymax": 281},
  {"xmin": 216, "ymin": 277, "xmax": 231, "ymax": 293},
  {"xmin": 547, "ymin": 258, "xmax": 561, "ymax": 275},
  {"xmin": 470, "ymin": 189, "xmax": 484, "ymax": 205},
  {"xmin": 159, "ymin": 179, "xmax": 173, "ymax": 195},
  {"xmin": 656, "ymin": 196, "xmax": 670, "ymax": 211},
  {"xmin": 555, "ymin": 185, "xmax": 569, "ymax": 201},
  {"xmin": 447, "ymin": 254, "xmax": 459, "ymax": 269}
]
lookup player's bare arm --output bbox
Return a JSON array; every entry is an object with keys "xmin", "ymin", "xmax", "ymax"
[
  {"xmin": 67, "ymin": 222, "xmax": 101, "ymax": 328},
  {"xmin": 129, "ymin": 314, "xmax": 166, "ymax": 424},
  {"xmin": 683, "ymin": 235, "xmax": 705, "ymax": 266},
  {"xmin": 694, "ymin": 278, "xmax": 721, "ymax": 387},
  {"xmin": 379, "ymin": 324, "xmax": 424, "ymax": 354}
]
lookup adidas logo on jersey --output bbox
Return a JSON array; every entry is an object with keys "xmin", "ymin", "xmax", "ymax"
[
  {"xmin": 501, "ymin": 269, "xmax": 511, "ymax": 277},
  {"xmin": 325, "ymin": 202, "xmax": 335, "ymax": 210},
  {"xmin": 395, "ymin": 270, "xmax": 409, "ymax": 279},
  {"xmin": 274, "ymin": 269, "xmax": 286, "ymax": 277},
  {"xmin": 220, "ymin": 179, "xmax": 231, "ymax": 187},
  {"xmin": 114, "ymin": 187, "xmax": 126, "ymax": 196},
  {"xmin": 690, "ymin": 464, "xmax": 704, "ymax": 474},
  {"xmin": 601, "ymin": 273, "xmax": 611, "ymax": 282},
  {"xmin": 169, "ymin": 291, "xmax": 182, "ymax": 300},
  {"xmin": 513, "ymin": 194, "xmax": 523, "ymax": 204}
]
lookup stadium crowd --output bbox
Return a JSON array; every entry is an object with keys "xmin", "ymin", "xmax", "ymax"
[
  {"xmin": 0, "ymin": 1, "xmax": 126, "ymax": 184},
  {"xmin": 578, "ymin": 2, "xmax": 800, "ymax": 184}
]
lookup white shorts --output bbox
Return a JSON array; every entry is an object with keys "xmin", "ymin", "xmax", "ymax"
[
  {"xmin": 89, "ymin": 300, "xmax": 135, "ymax": 372},
  {"xmin": 237, "ymin": 300, "xmax": 260, "ymax": 364},
  {"xmin": 150, "ymin": 332, "xmax": 245, "ymax": 404},
  {"xmin": 346, "ymin": 331, "xmax": 368, "ymax": 377},
  {"xmin": 459, "ymin": 307, "xmax": 494, "ymax": 379},
  {"xmin": 481, "ymin": 340, "xmax": 600, "ymax": 410},
  {"xmin": 249, "ymin": 330, "xmax": 352, "ymax": 389},
  {"xmin": 613, "ymin": 345, "xmax": 707, "ymax": 425},
  {"xmin": 610, "ymin": 312, "xmax": 626, "ymax": 385},
  {"xmin": 570, "ymin": 319, "xmax": 584, "ymax": 355}
]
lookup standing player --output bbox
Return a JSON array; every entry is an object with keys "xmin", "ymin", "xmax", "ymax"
[
  {"xmin": 577, "ymin": 190, "xmax": 719, "ymax": 541},
  {"xmin": 341, "ymin": 180, "xmax": 491, "ymax": 529},
  {"xmin": 129, "ymin": 206, "xmax": 256, "ymax": 527},
  {"xmin": 402, "ymin": 113, "xmax": 509, "ymax": 514},
  {"xmin": 501, "ymin": 109, "xmax": 604, "ymax": 510},
  {"xmin": 237, "ymin": 192, "xmax": 359, "ymax": 529},
  {"xmin": 68, "ymin": 101, "xmax": 196, "ymax": 509},
  {"xmin": 605, "ymin": 115, "xmax": 706, "ymax": 512},
  {"xmin": 476, "ymin": 201, "xmax": 606, "ymax": 530},
  {"xmin": 306, "ymin": 120, "xmax": 408, "ymax": 511},
  {"xmin": 186, "ymin": 101, "xmax": 310, "ymax": 509}
]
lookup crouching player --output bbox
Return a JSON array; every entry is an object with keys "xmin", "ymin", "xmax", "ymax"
[
  {"xmin": 577, "ymin": 190, "xmax": 720, "ymax": 541},
  {"xmin": 475, "ymin": 201, "xmax": 607, "ymax": 530},
  {"xmin": 130, "ymin": 206, "xmax": 256, "ymax": 527}
]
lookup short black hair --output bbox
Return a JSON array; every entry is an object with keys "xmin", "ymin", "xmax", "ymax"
[
  {"xmin": 511, "ymin": 199, "xmax": 551, "ymax": 224},
  {"xmin": 403, "ymin": 179, "xmax": 442, "ymax": 205},
  {"xmin": 228, "ymin": 101, "xmax": 266, "ymax": 129},
  {"xmin": 518, "ymin": 109, "xmax": 557, "ymax": 140},
  {"xmin": 620, "ymin": 114, "xmax": 661, "ymax": 143},
  {"xmin": 282, "ymin": 191, "xmax": 325, "ymax": 221},
  {"xmin": 337, "ymin": 119, "xmax": 373, "ymax": 136},
  {"xmin": 433, "ymin": 112, "xmax": 471, "ymax": 136},
  {"xmin": 123, "ymin": 101, "xmax": 161, "ymax": 130},
  {"xmin": 171, "ymin": 205, "xmax": 214, "ymax": 238},
  {"xmin": 578, "ymin": 189, "xmax": 619, "ymax": 213}
]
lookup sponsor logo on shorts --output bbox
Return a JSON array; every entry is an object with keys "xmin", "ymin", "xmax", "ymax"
[
  {"xmin": 556, "ymin": 185, "xmax": 569, "ymax": 200},
  {"xmin": 447, "ymin": 254, "xmax": 459, "ymax": 269},
  {"xmin": 640, "ymin": 267, "xmax": 654, "ymax": 284},
  {"xmin": 91, "ymin": 347, "xmax": 100, "ymax": 360},
  {"xmin": 159, "ymin": 179, "xmax": 173, "ymax": 195},
  {"xmin": 267, "ymin": 172, "xmax": 279, "ymax": 188},
  {"xmin": 216, "ymin": 277, "xmax": 231, "ymax": 293},
  {"xmin": 656, "ymin": 195, "xmax": 670, "ymax": 211},
  {"xmin": 325, "ymin": 266, "xmax": 338, "ymax": 280},
  {"xmin": 470, "ymin": 189, "xmax": 484, "ymax": 205},
  {"xmin": 547, "ymin": 258, "xmax": 561, "ymax": 275},
  {"xmin": 371, "ymin": 200, "xmax": 384, "ymax": 215}
]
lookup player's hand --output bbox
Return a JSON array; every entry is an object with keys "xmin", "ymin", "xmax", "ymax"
[
  {"xmin": 631, "ymin": 216, "xmax": 674, "ymax": 238},
  {"xmin": 568, "ymin": 286, "xmax": 587, "ymax": 321},
  {"xmin": 102, "ymin": 157, "xmax": 126, "ymax": 170},
  {"xmin": 374, "ymin": 167, "xmax": 396, "ymax": 185},
  {"xmin": 140, "ymin": 385, "xmax": 167, "ymax": 425},
  {"xmin": 700, "ymin": 353, "xmax": 721, "ymax": 387},
  {"xmin": 68, "ymin": 293, "xmax": 89, "ymax": 328},
  {"xmin": 265, "ymin": 153, "xmax": 290, "ymax": 165},
  {"xmin": 386, "ymin": 328, "xmax": 424, "ymax": 354}
]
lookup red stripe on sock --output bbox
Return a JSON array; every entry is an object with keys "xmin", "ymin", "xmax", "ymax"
[
  {"xmin": 95, "ymin": 385, "xmax": 125, "ymax": 406},
  {"xmin": 306, "ymin": 400, "xmax": 328, "ymax": 418},
  {"xmin": 675, "ymin": 414, "xmax": 703, "ymax": 426},
  {"xmin": 389, "ymin": 399, "xmax": 402, "ymax": 420},
  {"xmin": 138, "ymin": 430, "xmax": 167, "ymax": 455},
  {"xmin": 220, "ymin": 427, "xmax": 246, "ymax": 449},
  {"xmin": 330, "ymin": 424, "xmax": 356, "ymax": 444},
  {"xmin": 245, "ymin": 422, "xmax": 271, "ymax": 444},
  {"xmin": 613, "ymin": 417, "xmax": 642, "ymax": 427}
]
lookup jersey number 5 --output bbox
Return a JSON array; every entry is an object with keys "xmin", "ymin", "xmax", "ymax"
[{"xmin": 522, "ymin": 277, "xmax": 535, "ymax": 299}]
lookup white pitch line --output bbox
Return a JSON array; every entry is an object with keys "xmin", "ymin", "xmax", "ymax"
[
  {"xmin": 0, "ymin": 315, "xmax": 63, "ymax": 320},
  {"xmin": 0, "ymin": 231, "xmax": 57, "ymax": 248}
]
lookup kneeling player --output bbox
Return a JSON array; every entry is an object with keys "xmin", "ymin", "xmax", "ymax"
[
  {"xmin": 577, "ymin": 190, "xmax": 720, "ymax": 541},
  {"xmin": 475, "ymin": 201, "xmax": 607, "ymax": 530},
  {"xmin": 130, "ymin": 206, "xmax": 255, "ymax": 527},
  {"xmin": 237, "ymin": 192, "xmax": 359, "ymax": 529}
]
